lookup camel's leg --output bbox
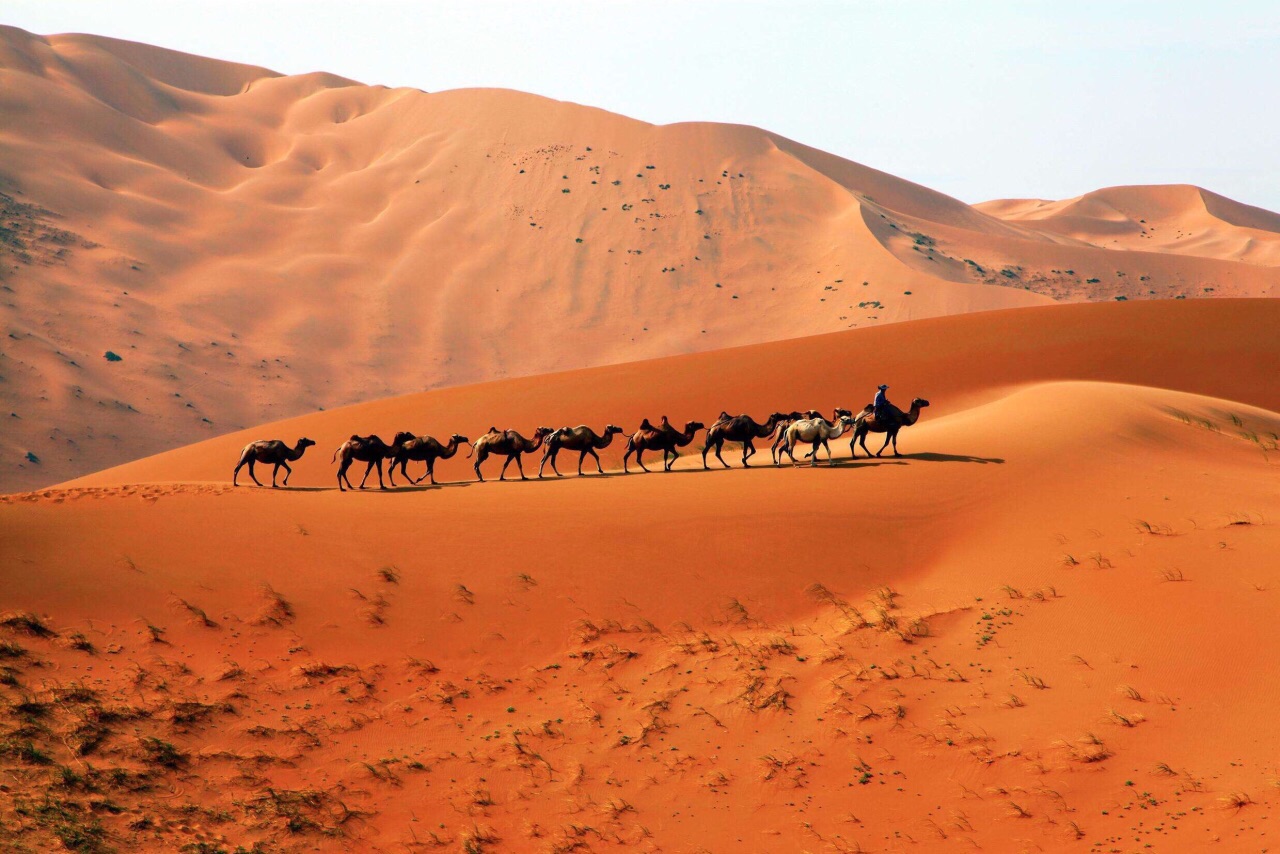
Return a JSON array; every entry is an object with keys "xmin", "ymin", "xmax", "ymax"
[
  {"xmin": 426, "ymin": 459, "xmax": 437, "ymax": 485},
  {"xmin": 714, "ymin": 441, "xmax": 730, "ymax": 469},
  {"xmin": 499, "ymin": 455, "xmax": 513, "ymax": 481},
  {"xmin": 636, "ymin": 449, "xmax": 650, "ymax": 473},
  {"xmin": 232, "ymin": 457, "xmax": 248, "ymax": 487},
  {"xmin": 375, "ymin": 459, "xmax": 387, "ymax": 489},
  {"xmin": 622, "ymin": 447, "xmax": 632, "ymax": 474},
  {"xmin": 514, "ymin": 454, "xmax": 528, "ymax": 481},
  {"xmin": 701, "ymin": 443, "xmax": 710, "ymax": 470},
  {"xmin": 337, "ymin": 459, "xmax": 351, "ymax": 491},
  {"xmin": 743, "ymin": 440, "xmax": 755, "ymax": 467},
  {"xmin": 586, "ymin": 447, "xmax": 603, "ymax": 475},
  {"xmin": 876, "ymin": 433, "xmax": 892, "ymax": 458},
  {"xmin": 666, "ymin": 448, "xmax": 679, "ymax": 471},
  {"xmin": 387, "ymin": 460, "xmax": 399, "ymax": 488},
  {"xmin": 858, "ymin": 429, "xmax": 873, "ymax": 458},
  {"xmin": 358, "ymin": 460, "xmax": 374, "ymax": 489},
  {"xmin": 242, "ymin": 458, "xmax": 263, "ymax": 487},
  {"xmin": 891, "ymin": 429, "xmax": 902, "ymax": 457},
  {"xmin": 538, "ymin": 447, "xmax": 552, "ymax": 478},
  {"xmin": 551, "ymin": 449, "xmax": 564, "ymax": 477}
]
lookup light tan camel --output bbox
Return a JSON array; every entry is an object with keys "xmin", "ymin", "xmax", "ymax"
[
  {"xmin": 233, "ymin": 437, "xmax": 315, "ymax": 487},
  {"xmin": 622, "ymin": 416, "xmax": 706, "ymax": 473},
  {"xmin": 539, "ymin": 424, "xmax": 624, "ymax": 477},
  {"xmin": 852, "ymin": 398, "xmax": 931, "ymax": 457},
  {"xmin": 333, "ymin": 432, "xmax": 412, "ymax": 491},
  {"xmin": 387, "ymin": 433, "xmax": 471, "ymax": 486},
  {"xmin": 778, "ymin": 415, "xmax": 855, "ymax": 466},
  {"xmin": 702, "ymin": 411, "xmax": 800, "ymax": 469},
  {"xmin": 473, "ymin": 426, "xmax": 553, "ymax": 481}
]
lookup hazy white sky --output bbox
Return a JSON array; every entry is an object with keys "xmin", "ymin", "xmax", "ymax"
[{"xmin": 8, "ymin": 1, "xmax": 1279, "ymax": 210}]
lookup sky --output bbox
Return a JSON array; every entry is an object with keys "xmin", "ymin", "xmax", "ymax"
[{"xmin": 8, "ymin": 0, "xmax": 1279, "ymax": 210}]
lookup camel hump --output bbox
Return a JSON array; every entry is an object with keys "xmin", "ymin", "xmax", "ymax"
[{"xmin": 639, "ymin": 418, "xmax": 653, "ymax": 431}]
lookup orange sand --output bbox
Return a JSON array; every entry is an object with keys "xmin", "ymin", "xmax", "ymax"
[{"xmin": 2, "ymin": 299, "xmax": 1279, "ymax": 851}]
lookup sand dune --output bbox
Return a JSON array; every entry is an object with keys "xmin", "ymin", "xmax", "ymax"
[
  {"xmin": 978, "ymin": 184, "xmax": 1280, "ymax": 266},
  {"xmin": 2, "ymin": 26, "xmax": 1278, "ymax": 491},
  {"xmin": 3, "ymin": 298, "xmax": 1279, "ymax": 850},
  {"xmin": 64, "ymin": 298, "xmax": 1280, "ymax": 489}
]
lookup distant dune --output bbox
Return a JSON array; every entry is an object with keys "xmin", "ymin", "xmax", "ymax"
[
  {"xmin": 3, "ymin": 298, "xmax": 1278, "ymax": 851},
  {"xmin": 1, "ymin": 25, "xmax": 1277, "ymax": 494}
]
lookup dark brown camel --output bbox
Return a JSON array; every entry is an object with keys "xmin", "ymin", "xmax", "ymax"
[
  {"xmin": 539, "ymin": 424, "xmax": 624, "ymax": 477},
  {"xmin": 851, "ymin": 398, "xmax": 931, "ymax": 457},
  {"xmin": 702, "ymin": 411, "xmax": 799, "ymax": 469},
  {"xmin": 334, "ymin": 432, "xmax": 412, "ymax": 491},
  {"xmin": 233, "ymin": 437, "xmax": 315, "ymax": 487},
  {"xmin": 473, "ymin": 426, "xmax": 552, "ymax": 482},
  {"xmin": 387, "ymin": 433, "xmax": 471, "ymax": 486},
  {"xmin": 623, "ymin": 416, "xmax": 706, "ymax": 473}
]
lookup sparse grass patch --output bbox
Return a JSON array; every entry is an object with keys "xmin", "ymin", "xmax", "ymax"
[{"xmin": 1, "ymin": 611, "xmax": 57, "ymax": 638}]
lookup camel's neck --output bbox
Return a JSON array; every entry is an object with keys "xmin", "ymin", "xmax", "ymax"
[
  {"xmin": 675, "ymin": 429, "xmax": 697, "ymax": 447},
  {"xmin": 594, "ymin": 430, "xmax": 618, "ymax": 449},
  {"xmin": 527, "ymin": 433, "xmax": 546, "ymax": 452},
  {"xmin": 904, "ymin": 405, "xmax": 921, "ymax": 425},
  {"xmin": 440, "ymin": 439, "xmax": 460, "ymax": 459},
  {"xmin": 289, "ymin": 442, "xmax": 308, "ymax": 461},
  {"xmin": 757, "ymin": 415, "xmax": 779, "ymax": 437}
]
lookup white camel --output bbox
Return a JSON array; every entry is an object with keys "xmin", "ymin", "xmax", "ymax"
[{"xmin": 778, "ymin": 415, "xmax": 855, "ymax": 467}]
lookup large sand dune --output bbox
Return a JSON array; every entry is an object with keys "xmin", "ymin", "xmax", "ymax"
[
  {"xmin": 2, "ymin": 26, "xmax": 1278, "ymax": 491},
  {"xmin": 2, "ymin": 299, "xmax": 1278, "ymax": 851}
]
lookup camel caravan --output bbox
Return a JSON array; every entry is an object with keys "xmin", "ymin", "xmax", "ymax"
[{"xmin": 231, "ymin": 386, "xmax": 930, "ymax": 489}]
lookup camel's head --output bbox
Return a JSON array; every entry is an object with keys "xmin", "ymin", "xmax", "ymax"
[
  {"xmin": 297, "ymin": 438, "xmax": 316, "ymax": 450},
  {"xmin": 686, "ymin": 421, "xmax": 706, "ymax": 434},
  {"xmin": 605, "ymin": 424, "xmax": 624, "ymax": 436},
  {"xmin": 833, "ymin": 408, "xmax": 853, "ymax": 419},
  {"xmin": 450, "ymin": 433, "xmax": 470, "ymax": 445},
  {"xmin": 533, "ymin": 426, "xmax": 554, "ymax": 439},
  {"xmin": 838, "ymin": 416, "xmax": 855, "ymax": 427},
  {"xmin": 912, "ymin": 398, "xmax": 931, "ymax": 409}
]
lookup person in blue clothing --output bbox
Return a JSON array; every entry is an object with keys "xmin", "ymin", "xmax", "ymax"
[{"xmin": 873, "ymin": 384, "xmax": 891, "ymax": 421}]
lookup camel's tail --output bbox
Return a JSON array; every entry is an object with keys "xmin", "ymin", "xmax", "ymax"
[{"xmin": 464, "ymin": 442, "xmax": 475, "ymax": 459}]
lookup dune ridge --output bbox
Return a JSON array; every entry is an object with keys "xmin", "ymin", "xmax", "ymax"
[{"xmin": 2, "ymin": 25, "xmax": 1278, "ymax": 491}]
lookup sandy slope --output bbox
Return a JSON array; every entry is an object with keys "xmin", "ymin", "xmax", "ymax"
[
  {"xmin": 64, "ymin": 298, "xmax": 1280, "ymax": 489},
  {"xmin": 978, "ymin": 184, "xmax": 1280, "ymax": 267},
  {"xmin": 3, "ymin": 27, "xmax": 1278, "ymax": 492},
  {"xmin": 2, "ymin": 300, "xmax": 1279, "ymax": 851}
]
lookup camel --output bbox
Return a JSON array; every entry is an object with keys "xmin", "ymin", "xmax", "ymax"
[
  {"xmin": 851, "ymin": 398, "xmax": 931, "ymax": 458},
  {"xmin": 334, "ymin": 432, "xmax": 411, "ymax": 491},
  {"xmin": 539, "ymin": 424, "xmax": 624, "ymax": 477},
  {"xmin": 233, "ymin": 437, "xmax": 315, "ymax": 487},
  {"xmin": 778, "ymin": 415, "xmax": 856, "ymax": 467},
  {"xmin": 775, "ymin": 409, "xmax": 846, "ymax": 464},
  {"xmin": 702, "ymin": 411, "xmax": 799, "ymax": 469},
  {"xmin": 622, "ymin": 416, "xmax": 706, "ymax": 473},
  {"xmin": 473, "ymin": 426, "xmax": 553, "ymax": 482},
  {"xmin": 387, "ymin": 433, "xmax": 471, "ymax": 486}
]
